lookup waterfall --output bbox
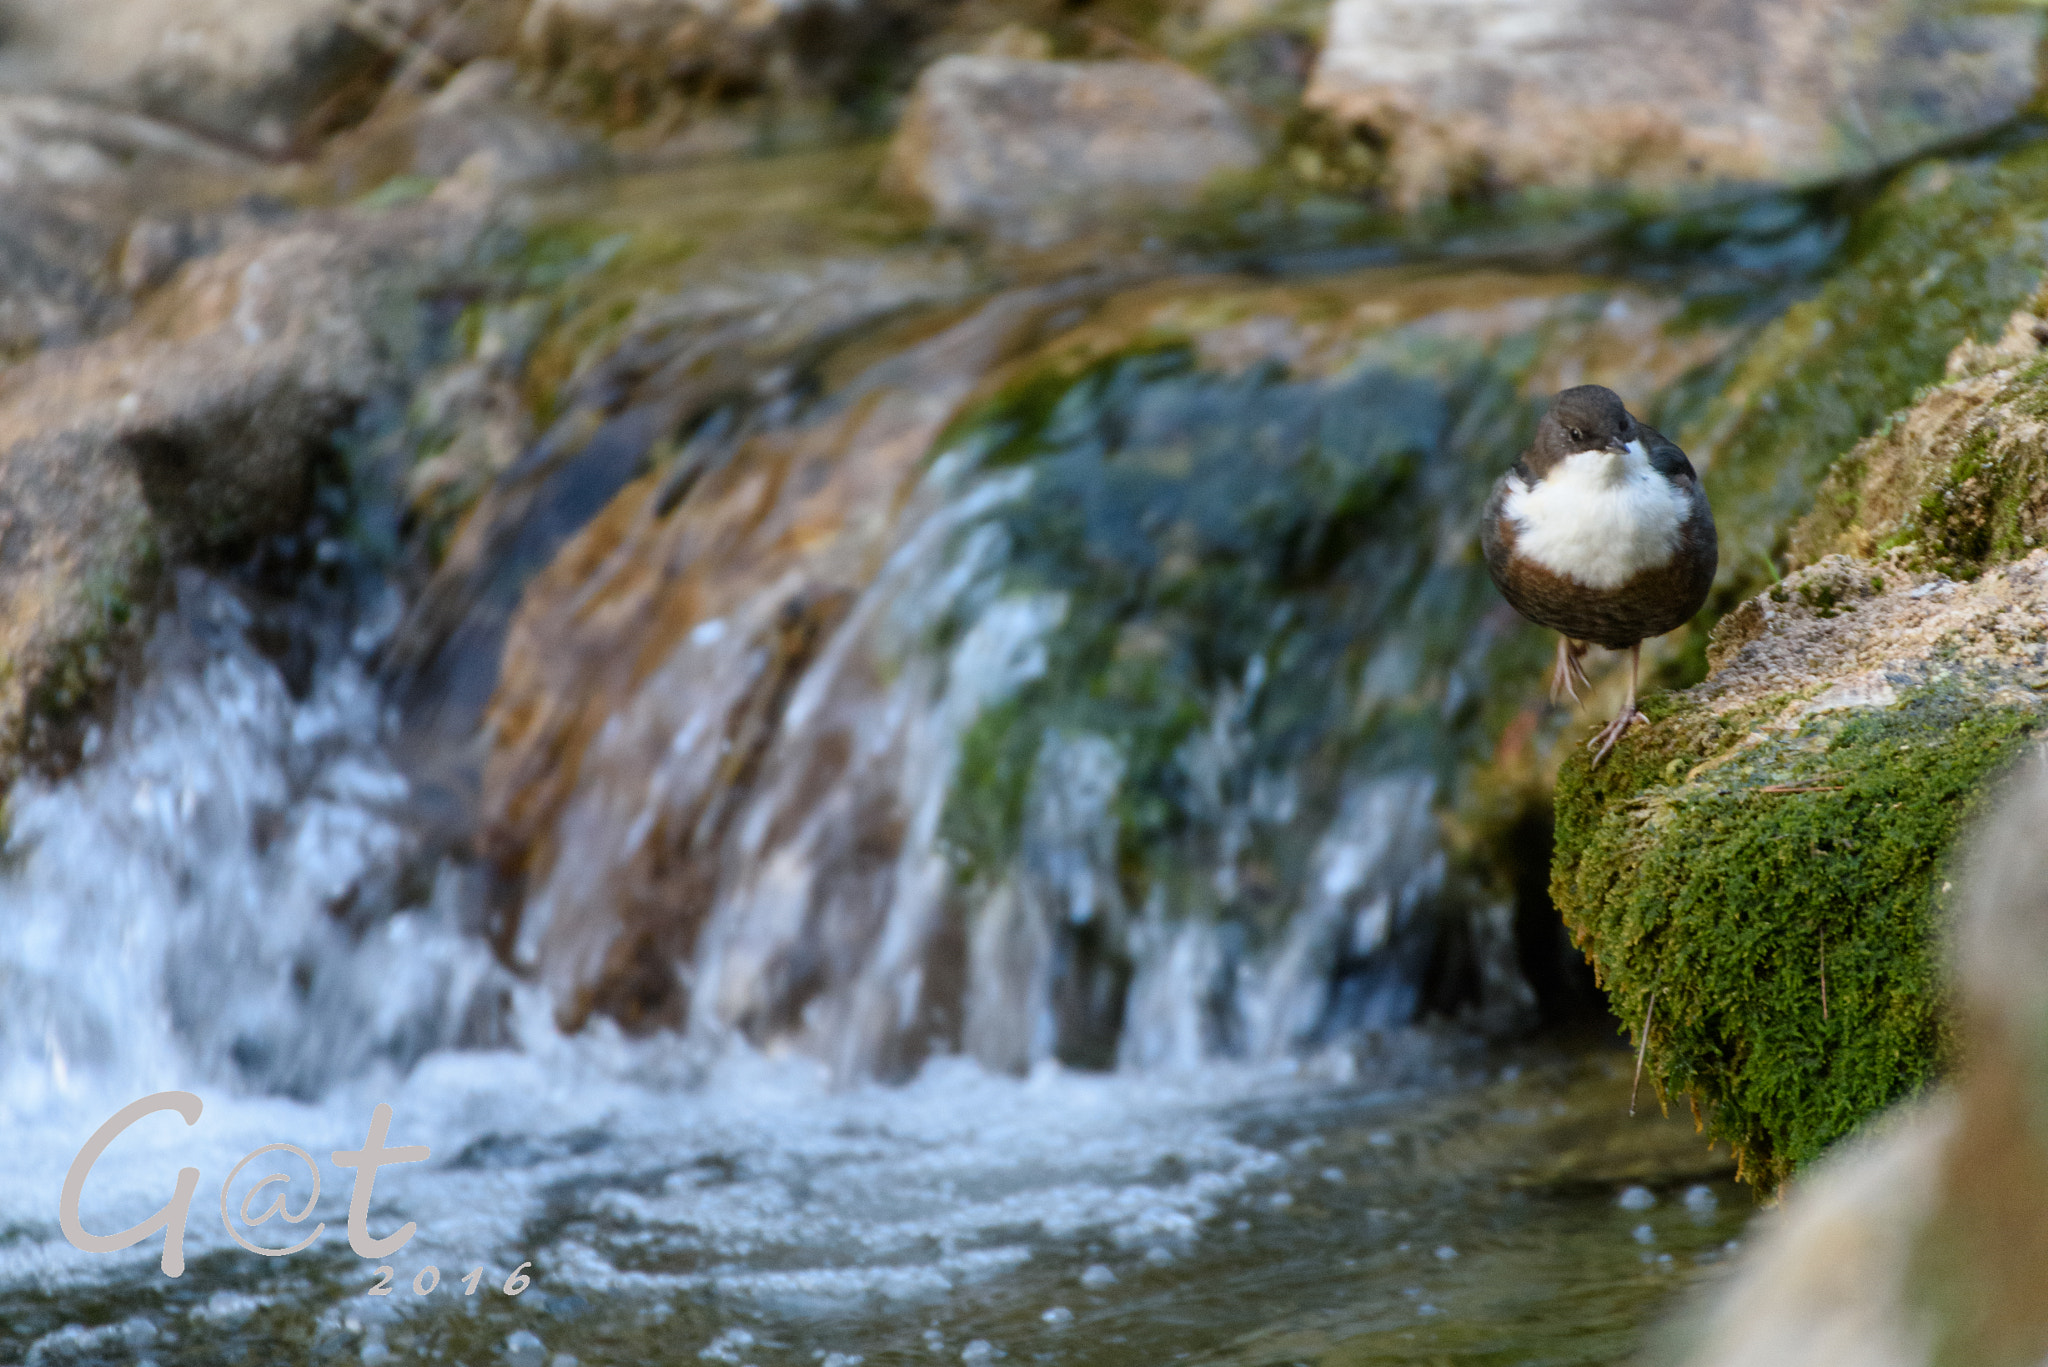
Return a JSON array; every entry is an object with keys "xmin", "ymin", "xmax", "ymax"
[
  {"xmin": 0, "ymin": 568, "xmax": 506, "ymax": 1122},
  {"xmin": 0, "ymin": 268, "xmax": 1712, "ymax": 1129}
]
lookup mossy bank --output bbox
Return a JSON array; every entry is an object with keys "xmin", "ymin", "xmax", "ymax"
[{"xmin": 1556, "ymin": 276, "xmax": 2048, "ymax": 1187}]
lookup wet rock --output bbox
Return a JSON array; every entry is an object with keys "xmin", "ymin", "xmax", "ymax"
[
  {"xmin": 0, "ymin": 0, "xmax": 437, "ymax": 153},
  {"xmin": 472, "ymin": 265, "xmax": 1727, "ymax": 1076},
  {"xmin": 477, "ymin": 285, "xmax": 1072, "ymax": 1055},
  {"xmin": 411, "ymin": 59, "xmax": 592, "ymax": 183},
  {"xmin": 0, "ymin": 199, "xmax": 483, "ymax": 777},
  {"xmin": 382, "ymin": 249, "xmax": 976, "ymax": 842},
  {"xmin": 884, "ymin": 56, "xmax": 1262, "ymax": 247},
  {"xmin": 1304, "ymin": 0, "xmax": 2043, "ymax": 210}
]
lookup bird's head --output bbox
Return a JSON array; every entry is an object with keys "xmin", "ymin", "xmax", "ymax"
[{"xmin": 1528, "ymin": 385, "xmax": 1633, "ymax": 477}]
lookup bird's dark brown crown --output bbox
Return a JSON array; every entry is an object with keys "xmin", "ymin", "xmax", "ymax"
[{"xmin": 1523, "ymin": 385, "xmax": 1633, "ymax": 478}]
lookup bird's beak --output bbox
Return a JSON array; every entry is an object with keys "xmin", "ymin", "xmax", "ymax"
[{"xmin": 1606, "ymin": 435, "xmax": 1629, "ymax": 454}]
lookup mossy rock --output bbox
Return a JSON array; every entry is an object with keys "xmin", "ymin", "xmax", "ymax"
[
  {"xmin": 1689, "ymin": 142, "xmax": 2048, "ymax": 599},
  {"xmin": 1789, "ymin": 283, "xmax": 2048, "ymax": 579},
  {"xmin": 1554, "ymin": 680, "xmax": 2040, "ymax": 1188}
]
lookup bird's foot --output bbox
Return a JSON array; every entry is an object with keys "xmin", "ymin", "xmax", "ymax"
[
  {"xmin": 1549, "ymin": 640, "xmax": 1592, "ymax": 706},
  {"xmin": 1587, "ymin": 706, "xmax": 1647, "ymax": 767}
]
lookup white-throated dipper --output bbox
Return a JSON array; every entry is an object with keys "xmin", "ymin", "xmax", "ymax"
[{"xmin": 1481, "ymin": 385, "xmax": 1717, "ymax": 764}]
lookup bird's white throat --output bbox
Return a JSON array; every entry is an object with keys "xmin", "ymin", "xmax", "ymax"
[{"xmin": 1503, "ymin": 440, "xmax": 1688, "ymax": 590}]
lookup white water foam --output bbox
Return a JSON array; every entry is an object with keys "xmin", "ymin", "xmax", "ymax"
[{"xmin": 0, "ymin": 567, "xmax": 1336, "ymax": 1308}]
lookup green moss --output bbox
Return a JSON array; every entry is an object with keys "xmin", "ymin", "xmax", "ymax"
[
  {"xmin": 1898, "ymin": 382, "xmax": 2048, "ymax": 577},
  {"xmin": 1690, "ymin": 143, "xmax": 2048, "ymax": 598},
  {"xmin": 1553, "ymin": 683, "xmax": 2040, "ymax": 1188},
  {"xmin": 1915, "ymin": 424, "xmax": 2006, "ymax": 572},
  {"xmin": 944, "ymin": 697, "xmax": 1037, "ymax": 888},
  {"xmin": 354, "ymin": 174, "xmax": 439, "ymax": 211},
  {"xmin": 14, "ymin": 536, "xmax": 161, "ymax": 780}
]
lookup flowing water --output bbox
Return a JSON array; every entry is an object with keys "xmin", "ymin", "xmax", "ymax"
[{"xmin": 0, "ymin": 149, "xmax": 1863, "ymax": 1365}]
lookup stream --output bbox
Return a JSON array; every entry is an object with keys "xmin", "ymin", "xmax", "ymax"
[{"xmin": 0, "ymin": 134, "xmax": 1893, "ymax": 1366}]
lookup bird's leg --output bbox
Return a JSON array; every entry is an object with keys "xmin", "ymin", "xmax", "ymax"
[
  {"xmin": 1588, "ymin": 643, "xmax": 1647, "ymax": 766},
  {"xmin": 1549, "ymin": 637, "xmax": 1591, "ymax": 706}
]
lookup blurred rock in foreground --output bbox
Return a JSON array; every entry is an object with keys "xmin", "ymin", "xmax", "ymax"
[
  {"xmin": 885, "ymin": 56, "xmax": 1262, "ymax": 246},
  {"xmin": 1305, "ymin": 0, "xmax": 2042, "ymax": 210}
]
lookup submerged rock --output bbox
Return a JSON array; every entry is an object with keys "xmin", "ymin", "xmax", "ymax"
[
  {"xmin": 885, "ymin": 56, "xmax": 1262, "ymax": 246},
  {"xmin": 1304, "ymin": 0, "xmax": 2042, "ymax": 210}
]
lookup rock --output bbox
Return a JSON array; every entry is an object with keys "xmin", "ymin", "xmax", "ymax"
[
  {"xmin": 475, "ymin": 285, "xmax": 1065, "ymax": 1048},
  {"xmin": 118, "ymin": 216, "xmax": 198, "ymax": 294},
  {"xmin": 0, "ymin": 92, "xmax": 253, "ymax": 185},
  {"xmin": 0, "ymin": 198, "xmax": 482, "ymax": 776},
  {"xmin": 517, "ymin": 0, "xmax": 917, "ymax": 129},
  {"xmin": 0, "ymin": 95, "xmax": 259, "ymax": 350},
  {"xmin": 1677, "ymin": 139, "xmax": 2048, "ymax": 613},
  {"xmin": 0, "ymin": 0, "xmax": 436, "ymax": 153},
  {"xmin": 382, "ymin": 248, "xmax": 977, "ymax": 845},
  {"xmin": 884, "ymin": 56, "xmax": 1262, "ymax": 247},
  {"xmin": 1667, "ymin": 759, "xmax": 2048, "ymax": 1366},
  {"xmin": 1789, "ymin": 293, "xmax": 2048, "ymax": 579},
  {"xmin": 411, "ymin": 59, "xmax": 592, "ymax": 183},
  {"xmin": 1553, "ymin": 300, "xmax": 2048, "ymax": 1189},
  {"xmin": 1303, "ymin": 0, "xmax": 2043, "ymax": 210},
  {"xmin": 469, "ymin": 264, "xmax": 1728, "ymax": 1074}
]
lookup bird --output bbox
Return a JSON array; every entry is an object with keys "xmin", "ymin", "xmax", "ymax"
[{"xmin": 1480, "ymin": 384, "xmax": 1717, "ymax": 765}]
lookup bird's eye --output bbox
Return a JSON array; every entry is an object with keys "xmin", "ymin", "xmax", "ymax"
[{"xmin": 1569, "ymin": 427, "xmax": 1583, "ymax": 442}]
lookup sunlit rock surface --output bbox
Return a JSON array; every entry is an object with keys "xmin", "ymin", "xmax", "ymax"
[
  {"xmin": 1304, "ymin": 0, "xmax": 2042, "ymax": 209},
  {"xmin": 885, "ymin": 56, "xmax": 1262, "ymax": 246}
]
